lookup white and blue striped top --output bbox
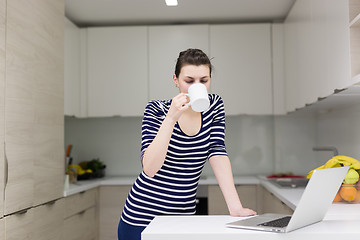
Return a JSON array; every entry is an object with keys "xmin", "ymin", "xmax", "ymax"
[{"xmin": 121, "ymin": 94, "xmax": 228, "ymax": 227}]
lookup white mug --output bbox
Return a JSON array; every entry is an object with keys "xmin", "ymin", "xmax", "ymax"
[{"xmin": 186, "ymin": 83, "xmax": 210, "ymax": 112}]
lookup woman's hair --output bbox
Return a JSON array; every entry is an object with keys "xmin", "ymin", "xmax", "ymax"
[{"xmin": 174, "ymin": 48, "xmax": 212, "ymax": 78}]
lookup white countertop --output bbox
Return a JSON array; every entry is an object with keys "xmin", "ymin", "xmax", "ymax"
[
  {"xmin": 141, "ymin": 176, "xmax": 360, "ymax": 239},
  {"xmin": 64, "ymin": 175, "xmax": 259, "ymax": 197},
  {"xmin": 141, "ymin": 215, "xmax": 360, "ymax": 240}
]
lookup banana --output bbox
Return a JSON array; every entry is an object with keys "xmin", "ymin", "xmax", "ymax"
[
  {"xmin": 324, "ymin": 158, "xmax": 341, "ymax": 168},
  {"xmin": 333, "ymin": 155, "xmax": 360, "ymax": 170},
  {"xmin": 307, "ymin": 155, "xmax": 360, "ymax": 178}
]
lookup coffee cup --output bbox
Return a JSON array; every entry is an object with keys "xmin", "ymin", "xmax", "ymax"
[{"xmin": 186, "ymin": 83, "xmax": 210, "ymax": 112}]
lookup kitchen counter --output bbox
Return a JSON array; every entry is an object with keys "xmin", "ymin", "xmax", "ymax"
[
  {"xmin": 142, "ymin": 176, "xmax": 360, "ymax": 239},
  {"xmin": 141, "ymin": 215, "xmax": 360, "ymax": 240},
  {"xmin": 63, "ymin": 175, "xmax": 259, "ymax": 197}
]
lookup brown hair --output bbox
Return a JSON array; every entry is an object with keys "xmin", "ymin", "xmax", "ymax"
[{"xmin": 174, "ymin": 48, "xmax": 212, "ymax": 78}]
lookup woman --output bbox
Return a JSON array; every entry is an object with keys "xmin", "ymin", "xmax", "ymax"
[{"xmin": 118, "ymin": 48, "xmax": 256, "ymax": 240}]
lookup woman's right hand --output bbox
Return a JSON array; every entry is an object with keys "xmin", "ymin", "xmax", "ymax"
[{"xmin": 167, "ymin": 93, "xmax": 189, "ymax": 122}]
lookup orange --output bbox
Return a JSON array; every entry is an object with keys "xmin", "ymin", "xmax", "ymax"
[
  {"xmin": 339, "ymin": 185, "xmax": 357, "ymax": 202},
  {"xmin": 333, "ymin": 192, "xmax": 343, "ymax": 202},
  {"xmin": 355, "ymin": 189, "xmax": 360, "ymax": 202}
]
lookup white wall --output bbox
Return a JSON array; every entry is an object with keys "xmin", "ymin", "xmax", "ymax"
[
  {"xmin": 317, "ymin": 104, "xmax": 360, "ymax": 161},
  {"xmin": 65, "ymin": 115, "xmax": 276, "ymax": 177}
]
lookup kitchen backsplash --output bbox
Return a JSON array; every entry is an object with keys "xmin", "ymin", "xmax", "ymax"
[
  {"xmin": 65, "ymin": 111, "xmax": 323, "ymax": 177},
  {"xmin": 64, "ymin": 103, "xmax": 360, "ymax": 177}
]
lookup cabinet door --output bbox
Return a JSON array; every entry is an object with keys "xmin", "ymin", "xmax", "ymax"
[
  {"xmin": 0, "ymin": 218, "xmax": 3, "ymax": 240},
  {"xmin": 208, "ymin": 185, "xmax": 258, "ymax": 215},
  {"xmin": 210, "ymin": 24, "xmax": 272, "ymax": 115},
  {"xmin": 5, "ymin": 0, "xmax": 36, "ymax": 214},
  {"xmin": 64, "ymin": 18, "xmax": 81, "ymax": 117},
  {"xmin": 87, "ymin": 26, "xmax": 148, "ymax": 117},
  {"xmin": 5, "ymin": 0, "xmax": 65, "ymax": 214},
  {"xmin": 33, "ymin": 199, "xmax": 65, "ymax": 240},
  {"xmin": 64, "ymin": 207, "xmax": 96, "ymax": 240},
  {"xmin": 284, "ymin": 0, "xmax": 351, "ymax": 112},
  {"xmin": 0, "ymin": 0, "xmax": 5, "ymax": 219},
  {"xmin": 32, "ymin": 0, "xmax": 64, "ymax": 207},
  {"xmin": 99, "ymin": 186, "xmax": 132, "ymax": 240},
  {"xmin": 262, "ymin": 187, "xmax": 293, "ymax": 215},
  {"xmin": 148, "ymin": 25, "xmax": 209, "ymax": 101},
  {"xmin": 5, "ymin": 208, "xmax": 34, "ymax": 240}
]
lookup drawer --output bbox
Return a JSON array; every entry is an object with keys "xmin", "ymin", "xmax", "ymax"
[
  {"xmin": 64, "ymin": 188, "xmax": 97, "ymax": 219},
  {"xmin": 0, "ymin": 218, "xmax": 3, "ymax": 240},
  {"xmin": 64, "ymin": 207, "xmax": 96, "ymax": 240}
]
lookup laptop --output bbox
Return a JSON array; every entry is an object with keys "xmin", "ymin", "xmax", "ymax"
[{"xmin": 226, "ymin": 166, "xmax": 349, "ymax": 233}]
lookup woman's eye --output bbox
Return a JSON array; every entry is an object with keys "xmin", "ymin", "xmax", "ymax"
[
  {"xmin": 200, "ymin": 80, "xmax": 208, "ymax": 83},
  {"xmin": 185, "ymin": 80, "xmax": 194, "ymax": 84}
]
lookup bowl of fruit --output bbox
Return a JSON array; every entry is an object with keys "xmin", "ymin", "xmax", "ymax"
[{"xmin": 307, "ymin": 155, "xmax": 360, "ymax": 204}]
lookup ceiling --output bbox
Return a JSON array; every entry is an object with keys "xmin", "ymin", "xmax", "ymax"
[{"xmin": 65, "ymin": 0, "xmax": 296, "ymax": 27}]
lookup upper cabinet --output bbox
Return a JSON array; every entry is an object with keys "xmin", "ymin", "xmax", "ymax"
[
  {"xmin": 64, "ymin": 18, "xmax": 81, "ymax": 117},
  {"xmin": 350, "ymin": 0, "xmax": 360, "ymax": 83},
  {"xmin": 87, "ymin": 26, "xmax": 148, "ymax": 117},
  {"xmin": 284, "ymin": 0, "xmax": 357, "ymax": 112},
  {"xmin": 148, "ymin": 25, "xmax": 209, "ymax": 101},
  {"xmin": 210, "ymin": 24, "xmax": 272, "ymax": 115}
]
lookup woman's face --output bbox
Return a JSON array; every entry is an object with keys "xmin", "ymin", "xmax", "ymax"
[{"xmin": 173, "ymin": 64, "xmax": 211, "ymax": 93}]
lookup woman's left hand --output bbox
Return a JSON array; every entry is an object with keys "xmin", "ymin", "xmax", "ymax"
[{"xmin": 230, "ymin": 207, "xmax": 257, "ymax": 217}]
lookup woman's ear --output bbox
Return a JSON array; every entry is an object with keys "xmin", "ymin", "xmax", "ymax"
[{"xmin": 173, "ymin": 74, "xmax": 179, "ymax": 88}]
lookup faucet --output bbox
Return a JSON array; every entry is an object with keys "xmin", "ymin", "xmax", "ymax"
[{"xmin": 312, "ymin": 146, "xmax": 338, "ymax": 156}]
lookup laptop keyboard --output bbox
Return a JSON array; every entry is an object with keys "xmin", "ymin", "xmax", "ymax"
[{"xmin": 258, "ymin": 216, "xmax": 291, "ymax": 228}]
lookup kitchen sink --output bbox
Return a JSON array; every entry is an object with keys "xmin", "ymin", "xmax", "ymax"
[{"xmin": 269, "ymin": 178, "xmax": 309, "ymax": 188}]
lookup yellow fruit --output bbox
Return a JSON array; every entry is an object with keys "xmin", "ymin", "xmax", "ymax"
[
  {"xmin": 333, "ymin": 155, "xmax": 360, "ymax": 169},
  {"xmin": 343, "ymin": 169, "xmax": 359, "ymax": 184},
  {"xmin": 324, "ymin": 158, "xmax": 341, "ymax": 168}
]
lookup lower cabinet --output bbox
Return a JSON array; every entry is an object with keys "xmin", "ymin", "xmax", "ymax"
[
  {"xmin": 99, "ymin": 185, "xmax": 132, "ymax": 240},
  {"xmin": 4, "ymin": 198, "xmax": 64, "ymax": 240},
  {"xmin": 0, "ymin": 218, "xmax": 4, "ymax": 240},
  {"xmin": 261, "ymin": 186, "xmax": 294, "ymax": 215},
  {"xmin": 208, "ymin": 185, "xmax": 260, "ymax": 215},
  {"xmin": 63, "ymin": 188, "xmax": 99, "ymax": 240}
]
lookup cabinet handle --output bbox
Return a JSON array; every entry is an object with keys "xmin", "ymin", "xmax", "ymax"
[
  {"xmin": 15, "ymin": 208, "xmax": 29, "ymax": 215},
  {"xmin": 78, "ymin": 210, "xmax": 86, "ymax": 215},
  {"xmin": 4, "ymin": 143, "xmax": 8, "ymax": 187},
  {"xmin": 47, "ymin": 200, "xmax": 57, "ymax": 205}
]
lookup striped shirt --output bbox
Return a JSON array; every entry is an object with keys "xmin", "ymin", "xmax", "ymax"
[{"xmin": 121, "ymin": 94, "xmax": 228, "ymax": 227}]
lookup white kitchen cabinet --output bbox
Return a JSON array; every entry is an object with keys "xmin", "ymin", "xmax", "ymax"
[
  {"xmin": 87, "ymin": 26, "xmax": 148, "ymax": 117},
  {"xmin": 64, "ymin": 18, "xmax": 82, "ymax": 117},
  {"xmin": 148, "ymin": 25, "xmax": 209, "ymax": 101},
  {"xmin": 4, "ymin": 0, "xmax": 64, "ymax": 214},
  {"xmin": 208, "ymin": 185, "xmax": 259, "ymax": 215},
  {"xmin": 350, "ymin": 0, "xmax": 360, "ymax": 83},
  {"xmin": 64, "ymin": 188, "xmax": 99, "ymax": 240},
  {"xmin": 99, "ymin": 185, "xmax": 132, "ymax": 240},
  {"xmin": 0, "ymin": 0, "xmax": 5, "ymax": 219},
  {"xmin": 210, "ymin": 24, "xmax": 272, "ymax": 115},
  {"xmin": 284, "ymin": 0, "xmax": 353, "ymax": 112}
]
